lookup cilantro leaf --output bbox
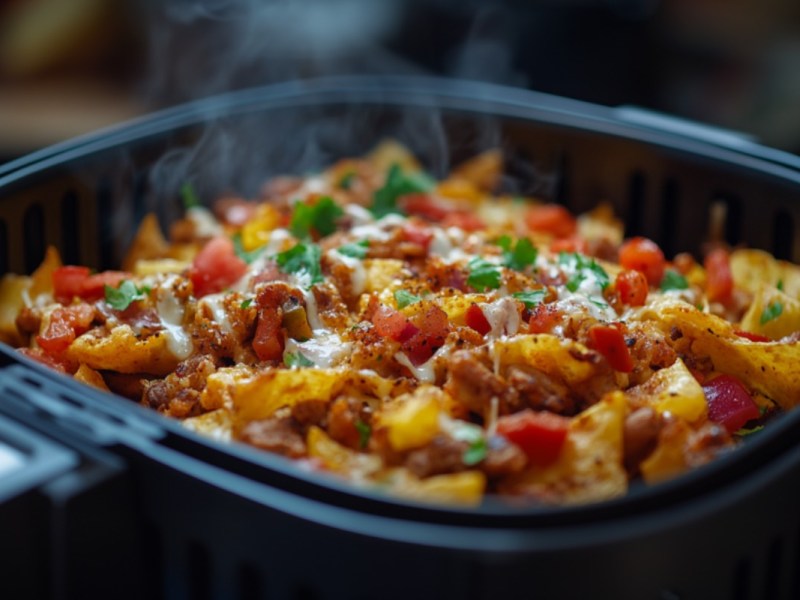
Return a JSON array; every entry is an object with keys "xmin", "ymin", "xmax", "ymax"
[
  {"xmin": 232, "ymin": 233, "xmax": 266, "ymax": 264},
  {"xmin": 760, "ymin": 301, "xmax": 783, "ymax": 325},
  {"xmin": 276, "ymin": 243, "xmax": 323, "ymax": 286},
  {"xmin": 337, "ymin": 239, "xmax": 369, "ymax": 259},
  {"xmin": 240, "ymin": 298, "xmax": 253, "ymax": 309},
  {"xmin": 561, "ymin": 253, "xmax": 609, "ymax": 293},
  {"xmin": 371, "ymin": 163, "xmax": 435, "ymax": 218},
  {"xmin": 462, "ymin": 437, "xmax": 488, "ymax": 466},
  {"xmin": 661, "ymin": 269, "xmax": 688, "ymax": 291},
  {"xmin": 284, "ymin": 352, "xmax": 314, "ymax": 368},
  {"xmin": 777, "ymin": 279, "xmax": 785, "ymax": 292},
  {"xmin": 394, "ymin": 289, "xmax": 423, "ymax": 309},
  {"xmin": 290, "ymin": 196, "xmax": 344, "ymax": 239},
  {"xmin": 500, "ymin": 237, "xmax": 538, "ymax": 272},
  {"xmin": 495, "ymin": 235, "xmax": 513, "ymax": 252},
  {"xmin": 180, "ymin": 182, "xmax": 201, "ymax": 209},
  {"xmin": 355, "ymin": 420, "xmax": 371, "ymax": 449},
  {"xmin": 104, "ymin": 280, "xmax": 148, "ymax": 311},
  {"xmin": 512, "ymin": 289, "xmax": 546, "ymax": 308},
  {"xmin": 467, "ymin": 257, "xmax": 502, "ymax": 292}
]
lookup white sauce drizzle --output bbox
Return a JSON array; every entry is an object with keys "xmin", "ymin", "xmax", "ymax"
[
  {"xmin": 329, "ymin": 249, "xmax": 366, "ymax": 296},
  {"xmin": 481, "ymin": 297, "xmax": 521, "ymax": 338},
  {"xmin": 301, "ymin": 288, "xmax": 326, "ymax": 331},
  {"xmin": 198, "ymin": 293, "xmax": 234, "ymax": 336},
  {"xmin": 350, "ymin": 213, "xmax": 407, "ymax": 241},
  {"xmin": 156, "ymin": 276, "xmax": 193, "ymax": 360},
  {"xmin": 394, "ymin": 351, "xmax": 436, "ymax": 383},
  {"xmin": 284, "ymin": 332, "xmax": 352, "ymax": 368}
]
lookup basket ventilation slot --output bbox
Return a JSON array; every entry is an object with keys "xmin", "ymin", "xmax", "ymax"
[
  {"xmin": 772, "ymin": 210, "xmax": 794, "ymax": 261},
  {"xmin": 659, "ymin": 178, "xmax": 679, "ymax": 257},
  {"xmin": 60, "ymin": 191, "xmax": 81, "ymax": 265},
  {"xmin": 23, "ymin": 203, "xmax": 45, "ymax": 273},
  {"xmin": 187, "ymin": 541, "xmax": 212, "ymax": 600},
  {"xmin": 238, "ymin": 564, "xmax": 263, "ymax": 600},
  {"xmin": 626, "ymin": 170, "xmax": 646, "ymax": 235}
]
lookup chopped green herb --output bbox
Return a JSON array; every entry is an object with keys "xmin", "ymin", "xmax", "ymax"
[
  {"xmin": 180, "ymin": 182, "xmax": 201, "ymax": 209},
  {"xmin": 284, "ymin": 352, "xmax": 314, "ymax": 368},
  {"xmin": 588, "ymin": 297, "xmax": 610, "ymax": 309},
  {"xmin": 337, "ymin": 239, "xmax": 369, "ymax": 259},
  {"xmin": 467, "ymin": 257, "xmax": 502, "ymax": 292},
  {"xmin": 290, "ymin": 196, "xmax": 344, "ymax": 239},
  {"xmin": 736, "ymin": 425, "xmax": 764, "ymax": 437},
  {"xmin": 660, "ymin": 269, "xmax": 689, "ymax": 291},
  {"xmin": 240, "ymin": 298, "xmax": 253, "ymax": 309},
  {"xmin": 104, "ymin": 280, "xmax": 148, "ymax": 311},
  {"xmin": 777, "ymin": 279, "xmax": 785, "ymax": 292},
  {"xmin": 462, "ymin": 437, "xmax": 488, "ymax": 466},
  {"xmin": 512, "ymin": 289, "xmax": 546, "ymax": 308},
  {"xmin": 499, "ymin": 237, "xmax": 538, "ymax": 271},
  {"xmin": 760, "ymin": 301, "xmax": 783, "ymax": 325},
  {"xmin": 355, "ymin": 420, "xmax": 371, "ymax": 449},
  {"xmin": 371, "ymin": 163, "xmax": 435, "ymax": 218},
  {"xmin": 232, "ymin": 233, "xmax": 266, "ymax": 264},
  {"xmin": 560, "ymin": 252, "xmax": 610, "ymax": 293},
  {"xmin": 276, "ymin": 243, "xmax": 323, "ymax": 286},
  {"xmin": 338, "ymin": 171, "xmax": 356, "ymax": 190},
  {"xmin": 394, "ymin": 289, "xmax": 423, "ymax": 309}
]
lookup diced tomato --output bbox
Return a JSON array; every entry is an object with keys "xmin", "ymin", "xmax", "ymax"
[
  {"xmin": 528, "ymin": 304, "xmax": 561, "ymax": 334},
  {"xmin": 524, "ymin": 204, "xmax": 577, "ymax": 238},
  {"xmin": 189, "ymin": 236, "xmax": 248, "ymax": 297},
  {"xmin": 618, "ymin": 237, "xmax": 666, "ymax": 286},
  {"xmin": 53, "ymin": 266, "xmax": 91, "ymax": 304},
  {"xmin": 400, "ymin": 222, "xmax": 433, "ymax": 250},
  {"xmin": 615, "ymin": 269, "xmax": 649, "ymax": 307},
  {"xmin": 440, "ymin": 211, "xmax": 485, "ymax": 232},
  {"xmin": 401, "ymin": 194, "xmax": 450, "ymax": 221},
  {"xmin": 704, "ymin": 247, "xmax": 734, "ymax": 304},
  {"xmin": 36, "ymin": 304, "xmax": 95, "ymax": 356},
  {"xmin": 402, "ymin": 305, "xmax": 449, "ymax": 366},
  {"xmin": 252, "ymin": 309, "xmax": 284, "ymax": 361},
  {"xmin": 80, "ymin": 271, "xmax": 130, "ymax": 301},
  {"xmin": 588, "ymin": 323, "xmax": 633, "ymax": 372},
  {"xmin": 702, "ymin": 374, "xmax": 761, "ymax": 434},
  {"xmin": 372, "ymin": 305, "xmax": 419, "ymax": 342},
  {"xmin": 734, "ymin": 329, "xmax": 771, "ymax": 343},
  {"xmin": 53, "ymin": 267, "xmax": 132, "ymax": 303},
  {"xmin": 549, "ymin": 235, "xmax": 588, "ymax": 254},
  {"xmin": 465, "ymin": 304, "xmax": 491, "ymax": 335},
  {"xmin": 496, "ymin": 409, "xmax": 570, "ymax": 466}
]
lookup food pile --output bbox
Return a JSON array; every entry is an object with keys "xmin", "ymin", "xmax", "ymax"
[{"xmin": 2, "ymin": 141, "xmax": 799, "ymax": 506}]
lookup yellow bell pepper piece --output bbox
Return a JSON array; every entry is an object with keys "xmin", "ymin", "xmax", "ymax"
[
  {"xmin": 628, "ymin": 358, "xmax": 707, "ymax": 422},
  {"xmin": 378, "ymin": 386, "xmax": 443, "ymax": 452},
  {"xmin": 241, "ymin": 204, "xmax": 280, "ymax": 251}
]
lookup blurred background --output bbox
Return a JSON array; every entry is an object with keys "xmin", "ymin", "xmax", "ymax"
[{"xmin": 1, "ymin": 0, "xmax": 800, "ymax": 163}]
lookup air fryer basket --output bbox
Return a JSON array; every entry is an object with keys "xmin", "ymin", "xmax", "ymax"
[{"xmin": 2, "ymin": 76, "xmax": 800, "ymax": 599}]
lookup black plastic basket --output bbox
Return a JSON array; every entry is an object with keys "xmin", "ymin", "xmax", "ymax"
[{"xmin": 2, "ymin": 76, "xmax": 800, "ymax": 600}]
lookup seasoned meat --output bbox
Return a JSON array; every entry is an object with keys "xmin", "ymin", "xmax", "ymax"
[
  {"xmin": 623, "ymin": 407, "xmax": 662, "ymax": 473},
  {"xmin": 142, "ymin": 355, "xmax": 218, "ymax": 418},
  {"xmin": 405, "ymin": 435, "xmax": 469, "ymax": 478},
  {"xmin": 506, "ymin": 365, "xmax": 577, "ymax": 415},
  {"xmin": 444, "ymin": 350, "xmax": 514, "ymax": 415}
]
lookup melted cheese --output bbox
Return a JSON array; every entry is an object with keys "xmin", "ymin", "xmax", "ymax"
[
  {"xmin": 284, "ymin": 332, "xmax": 352, "ymax": 368},
  {"xmin": 394, "ymin": 351, "xmax": 436, "ymax": 383}
]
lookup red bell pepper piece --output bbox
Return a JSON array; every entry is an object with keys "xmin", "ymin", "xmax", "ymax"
[
  {"xmin": 703, "ymin": 374, "xmax": 761, "ymax": 434},
  {"xmin": 524, "ymin": 204, "xmax": 576, "ymax": 238},
  {"xmin": 496, "ymin": 410, "xmax": 570, "ymax": 466},
  {"xmin": 465, "ymin": 303, "xmax": 491, "ymax": 335},
  {"xmin": 588, "ymin": 324, "xmax": 633, "ymax": 373},
  {"xmin": 734, "ymin": 329, "xmax": 771, "ymax": 343}
]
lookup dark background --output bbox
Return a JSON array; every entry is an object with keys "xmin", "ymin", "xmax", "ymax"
[{"xmin": 2, "ymin": 0, "xmax": 800, "ymax": 161}]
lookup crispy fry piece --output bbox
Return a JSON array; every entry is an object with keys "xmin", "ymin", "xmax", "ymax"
[{"xmin": 122, "ymin": 213, "xmax": 169, "ymax": 272}]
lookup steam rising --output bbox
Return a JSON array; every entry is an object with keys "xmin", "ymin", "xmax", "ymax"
[{"xmin": 141, "ymin": 1, "xmax": 542, "ymax": 214}]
